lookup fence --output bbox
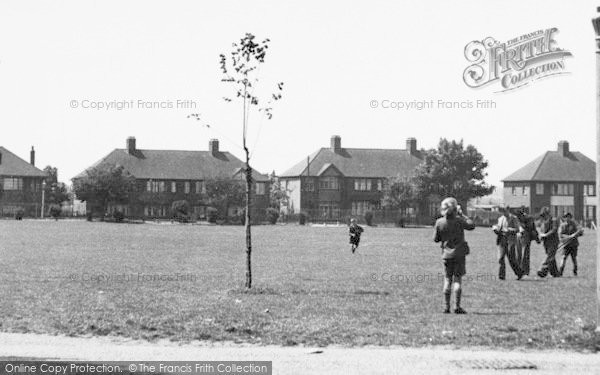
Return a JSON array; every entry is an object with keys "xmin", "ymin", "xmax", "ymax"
[{"xmin": 279, "ymin": 208, "xmax": 434, "ymax": 226}]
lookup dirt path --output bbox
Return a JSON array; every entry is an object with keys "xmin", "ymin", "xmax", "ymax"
[{"xmin": 0, "ymin": 332, "xmax": 598, "ymax": 374}]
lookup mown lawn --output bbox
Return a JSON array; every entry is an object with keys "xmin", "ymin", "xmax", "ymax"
[{"xmin": 0, "ymin": 220, "xmax": 598, "ymax": 350}]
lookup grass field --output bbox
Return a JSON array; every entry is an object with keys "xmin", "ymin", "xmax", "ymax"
[{"xmin": 0, "ymin": 220, "xmax": 598, "ymax": 351}]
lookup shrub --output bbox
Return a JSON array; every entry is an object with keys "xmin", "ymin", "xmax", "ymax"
[
  {"xmin": 364, "ymin": 211, "xmax": 374, "ymax": 226},
  {"xmin": 395, "ymin": 215, "xmax": 406, "ymax": 228},
  {"xmin": 171, "ymin": 200, "xmax": 190, "ymax": 223},
  {"xmin": 49, "ymin": 204, "xmax": 62, "ymax": 220},
  {"xmin": 112, "ymin": 210, "xmax": 125, "ymax": 223},
  {"xmin": 14, "ymin": 209, "xmax": 24, "ymax": 220},
  {"xmin": 299, "ymin": 212, "xmax": 307, "ymax": 225},
  {"xmin": 86, "ymin": 212, "xmax": 93, "ymax": 222},
  {"xmin": 266, "ymin": 208, "xmax": 279, "ymax": 224},
  {"xmin": 207, "ymin": 207, "xmax": 219, "ymax": 223}
]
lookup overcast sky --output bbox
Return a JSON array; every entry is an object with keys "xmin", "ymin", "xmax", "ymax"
[{"xmin": 0, "ymin": 0, "xmax": 596, "ymax": 191}]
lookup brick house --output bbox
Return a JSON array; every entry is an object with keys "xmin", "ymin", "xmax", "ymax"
[
  {"xmin": 503, "ymin": 141, "xmax": 596, "ymax": 224},
  {"xmin": 0, "ymin": 146, "xmax": 47, "ymax": 217},
  {"xmin": 279, "ymin": 135, "xmax": 435, "ymax": 222},
  {"xmin": 73, "ymin": 137, "xmax": 270, "ymax": 220}
]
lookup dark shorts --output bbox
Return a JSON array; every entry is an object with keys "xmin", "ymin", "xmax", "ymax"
[
  {"xmin": 350, "ymin": 237, "xmax": 361, "ymax": 245},
  {"xmin": 443, "ymin": 257, "xmax": 466, "ymax": 278},
  {"xmin": 562, "ymin": 245, "xmax": 578, "ymax": 257}
]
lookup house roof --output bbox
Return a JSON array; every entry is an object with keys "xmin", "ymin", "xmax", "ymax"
[
  {"xmin": 280, "ymin": 147, "xmax": 423, "ymax": 178},
  {"xmin": 0, "ymin": 146, "xmax": 46, "ymax": 178},
  {"xmin": 503, "ymin": 150, "xmax": 595, "ymax": 182},
  {"xmin": 74, "ymin": 149, "xmax": 269, "ymax": 182}
]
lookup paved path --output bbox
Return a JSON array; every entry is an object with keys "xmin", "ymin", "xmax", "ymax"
[{"xmin": 0, "ymin": 333, "xmax": 598, "ymax": 374}]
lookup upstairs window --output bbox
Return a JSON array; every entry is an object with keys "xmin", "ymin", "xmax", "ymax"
[
  {"xmin": 256, "ymin": 182, "xmax": 266, "ymax": 195},
  {"xmin": 536, "ymin": 183, "xmax": 544, "ymax": 195},
  {"xmin": 319, "ymin": 177, "xmax": 339, "ymax": 190},
  {"xmin": 3, "ymin": 177, "xmax": 23, "ymax": 191},
  {"xmin": 552, "ymin": 183, "xmax": 574, "ymax": 196},
  {"xmin": 354, "ymin": 179, "xmax": 372, "ymax": 191}
]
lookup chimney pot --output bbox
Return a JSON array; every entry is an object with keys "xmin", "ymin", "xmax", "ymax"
[
  {"xmin": 126, "ymin": 137, "xmax": 136, "ymax": 154},
  {"xmin": 30, "ymin": 146, "xmax": 35, "ymax": 166},
  {"xmin": 330, "ymin": 135, "xmax": 341, "ymax": 153},
  {"xmin": 406, "ymin": 138, "xmax": 417, "ymax": 156},
  {"xmin": 209, "ymin": 139, "xmax": 219, "ymax": 155},
  {"xmin": 558, "ymin": 140, "xmax": 569, "ymax": 156}
]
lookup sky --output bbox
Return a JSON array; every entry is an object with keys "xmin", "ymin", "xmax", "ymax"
[{"xmin": 0, "ymin": 0, "xmax": 597, "ymax": 191}]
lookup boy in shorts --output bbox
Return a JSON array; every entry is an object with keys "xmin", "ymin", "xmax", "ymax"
[{"xmin": 433, "ymin": 198, "xmax": 475, "ymax": 314}]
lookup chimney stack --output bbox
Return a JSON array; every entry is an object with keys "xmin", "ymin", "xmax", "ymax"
[
  {"xmin": 558, "ymin": 140, "xmax": 569, "ymax": 156},
  {"xmin": 126, "ymin": 137, "xmax": 136, "ymax": 154},
  {"xmin": 406, "ymin": 138, "xmax": 417, "ymax": 156},
  {"xmin": 30, "ymin": 146, "xmax": 35, "ymax": 166},
  {"xmin": 209, "ymin": 139, "xmax": 219, "ymax": 155},
  {"xmin": 330, "ymin": 135, "xmax": 341, "ymax": 153}
]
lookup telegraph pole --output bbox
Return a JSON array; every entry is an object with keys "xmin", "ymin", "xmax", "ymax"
[{"xmin": 592, "ymin": 7, "xmax": 600, "ymax": 331}]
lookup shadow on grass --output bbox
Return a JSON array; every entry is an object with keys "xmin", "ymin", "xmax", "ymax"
[{"xmin": 471, "ymin": 312, "xmax": 520, "ymax": 316}]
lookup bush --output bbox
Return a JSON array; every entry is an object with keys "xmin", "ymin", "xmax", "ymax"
[
  {"xmin": 171, "ymin": 200, "xmax": 190, "ymax": 223},
  {"xmin": 112, "ymin": 210, "xmax": 124, "ymax": 223},
  {"xmin": 86, "ymin": 212, "xmax": 93, "ymax": 221},
  {"xmin": 14, "ymin": 209, "xmax": 24, "ymax": 220},
  {"xmin": 266, "ymin": 208, "xmax": 280, "ymax": 224},
  {"xmin": 364, "ymin": 211, "xmax": 374, "ymax": 226},
  {"xmin": 49, "ymin": 204, "xmax": 61, "ymax": 220},
  {"xmin": 207, "ymin": 207, "xmax": 219, "ymax": 223},
  {"xmin": 299, "ymin": 212, "xmax": 307, "ymax": 225},
  {"xmin": 395, "ymin": 215, "xmax": 406, "ymax": 228}
]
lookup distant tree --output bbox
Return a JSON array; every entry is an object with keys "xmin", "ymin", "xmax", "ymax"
[
  {"xmin": 412, "ymin": 139, "xmax": 494, "ymax": 208},
  {"xmin": 269, "ymin": 173, "xmax": 289, "ymax": 210},
  {"xmin": 203, "ymin": 178, "xmax": 245, "ymax": 221},
  {"xmin": 72, "ymin": 164, "xmax": 136, "ymax": 219},
  {"xmin": 382, "ymin": 176, "xmax": 419, "ymax": 211},
  {"xmin": 171, "ymin": 200, "xmax": 190, "ymax": 223},
  {"xmin": 43, "ymin": 166, "xmax": 69, "ymax": 205}
]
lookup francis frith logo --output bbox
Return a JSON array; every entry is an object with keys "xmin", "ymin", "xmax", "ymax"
[{"xmin": 463, "ymin": 28, "xmax": 572, "ymax": 92}]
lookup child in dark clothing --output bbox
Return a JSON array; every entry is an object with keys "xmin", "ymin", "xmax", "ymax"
[{"xmin": 349, "ymin": 218, "xmax": 364, "ymax": 253}]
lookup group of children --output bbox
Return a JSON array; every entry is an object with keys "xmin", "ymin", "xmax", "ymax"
[
  {"xmin": 348, "ymin": 198, "xmax": 585, "ymax": 315},
  {"xmin": 493, "ymin": 206, "xmax": 583, "ymax": 281}
]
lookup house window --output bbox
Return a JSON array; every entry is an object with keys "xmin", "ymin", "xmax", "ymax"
[
  {"xmin": 3, "ymin": 177, "xmax": 23, "ymax": 191},
  {"xmin": 255, "ymin": 182, "xmax": 266, "ymax": 195},
  {"xmin": 304, "ymin": 179, "xmax": 315, "ymax": 192},
  {"xmin": 552, "ymin": 183, "xmax": 574, "ymax": 196},
  {"xmin": 377, "ymin": 179, "xmax": 383, "ymax": 192},
  {"xmin": 195, "ymin": 181, "xmax": 204, "ymax": 194},
  {"xmin": 511, "ymin": 187, "xmax": 517, "ymax": 196},
  {"xmin": 185, "ymin": 182, "xmax": 190, "ymax": 194},
  {"xmin": 536, "ymin": 183, "xmax": 544, "ymax": 195},
  {"xmin": 352, "ymin": 201, "xmax": 372, "ymax": 216},
  {"xmin": 319, "ymin": 177, "xmax": 339, "ymax": 190},
  {"xmin": 522, "ymin": 186, "xmax": 529, "ymax": 196},
  {"xmin": 585, "ymin": 205, "xmax": 596, "ymax": 222},
  {"xmin": 171, "ymin": 181, "xmax": 177, "ymax": 193},
  {"xmin": 584, "ymin": 184, "xmax": 596, "ymax": 197},
  {"xmin": 354, "ymin": 179, "xmax": 372, "ymax": 191},
  {"xmin": 319, "ymin": 202, "xmax": 340, "ymax": 218}
]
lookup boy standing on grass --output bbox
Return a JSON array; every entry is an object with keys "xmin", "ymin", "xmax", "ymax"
[
  {"xmin": 433, "ymin": 197, "xmax": 475, "ymax": 314},
  {"xmin": 349, "ymin": 218, "xmax": 364, "ymax": 254},
  {"xmin": 536, "ymin": 207, "xmax": 561, "ymax": 278},
  {"xmin": 558, "ymin": 212, "xmax": 583, "ymax": 276}
]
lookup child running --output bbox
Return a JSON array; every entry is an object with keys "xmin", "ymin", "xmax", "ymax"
[{"xmin": 349, "ymin": 218, "xmax": 364, "ymax": 254}]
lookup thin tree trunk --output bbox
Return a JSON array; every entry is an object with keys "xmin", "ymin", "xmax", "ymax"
[
  {"xmin": 245, "ymin": 149, "xmax": 252, "ymax": 289},
  {"xmin": 243, "ymin": 82, "xmax": 252, "ymax": 289}
]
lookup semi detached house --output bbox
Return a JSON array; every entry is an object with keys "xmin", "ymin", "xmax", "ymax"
[
  {"xmin": 503, "ymin": 141, "xmax": 596, "ymax": 224},
  {"xmin": 0, "ymin": 146, "xmax": 46, "ymax": 217},
  {"xmin": 279, "ymin": 135, "xmax": 436, "ymax": 222},
  {"xmin": 73, "ymin": 137, "xmax": 270, "ymax": 219}
]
